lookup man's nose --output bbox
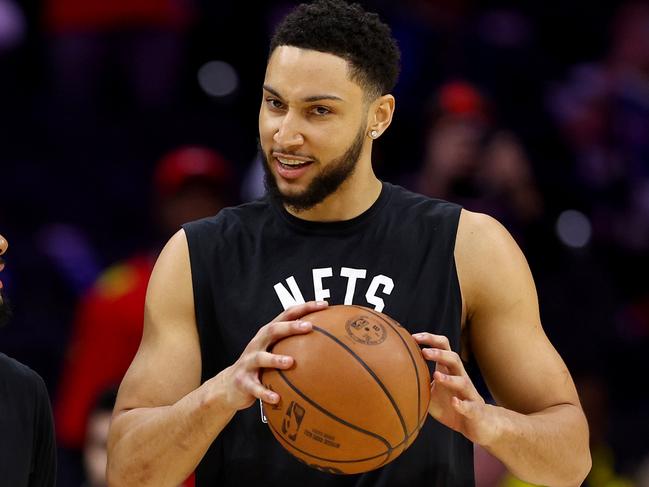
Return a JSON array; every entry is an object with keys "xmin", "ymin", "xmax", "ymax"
[{"xmin": 273, "ymin": 111, "xmax": 305, "ymax": 149}]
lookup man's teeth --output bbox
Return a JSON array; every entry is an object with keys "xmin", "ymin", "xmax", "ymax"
[{"xmin": 278, "ymin": 157, "xmax": 310, "ymax": 166}]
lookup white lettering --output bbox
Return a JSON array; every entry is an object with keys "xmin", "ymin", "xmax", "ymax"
[
  {"xmin": 312, "ymin": 268, "xmax": 333, "ymax": 302},
  {"xmin": 340, "ymin": 267, "xmax": 367, "ymax": 305},
  {"xmin": 365, "ymin": 275, "xmax": 394, "ymax": 312},
  {"xmin": 273, "ymin": 276, "xmax": 306, "ymax": 310}
]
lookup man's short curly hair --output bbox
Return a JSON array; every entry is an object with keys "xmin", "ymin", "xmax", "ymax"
[{"xmin": 269, "ymin": 0, "xmax": 400, "ymax": 99}]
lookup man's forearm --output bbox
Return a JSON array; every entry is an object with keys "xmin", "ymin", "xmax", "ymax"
[
  {"xmin": 107, "ymin": 375, "xmax": 235, "ymax": 487},
  {"xmin": 483, "ymin": 403, "xmax": 591, "ymax": 487}
]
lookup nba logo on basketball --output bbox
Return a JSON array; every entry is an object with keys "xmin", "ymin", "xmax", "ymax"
[{"xmin": 282, "ymin": 401, "xmax": 306, "ymax": 441}]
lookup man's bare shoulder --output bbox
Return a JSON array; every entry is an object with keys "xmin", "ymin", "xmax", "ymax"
[
  {"xmin": 145, "ymin": 229, "xmax": 193, "ymax": 324},
  {"xmin": 455, "ymin": 209, "xmax": 536, "ymax": 322},
  {"xmin": 456, "ymin": 209, "xmax": 515, "ymax": 252}
]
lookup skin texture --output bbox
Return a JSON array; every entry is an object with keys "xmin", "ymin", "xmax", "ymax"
[{"xmin": 107, "ymin": 47, "xmax": 590, "ymax": 487}]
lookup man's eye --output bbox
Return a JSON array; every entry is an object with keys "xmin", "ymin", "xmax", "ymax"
[
  {"xmin": 312, "ymin": 106, "xmax": 331, "ymax": 116},
  {"xmin": 267, "ymin": 98, "xmax": 284, "ymax": 109}
]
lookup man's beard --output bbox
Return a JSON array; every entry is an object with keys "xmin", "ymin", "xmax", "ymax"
[
  {"xmin": 0, "ymin": 292, "xmax": 12, "ymax": 328},
  {"xmin": 261, "ymin": 124, "xmax": 366, "ymax": 212}
]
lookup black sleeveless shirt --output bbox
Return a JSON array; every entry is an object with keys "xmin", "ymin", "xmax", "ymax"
[{"xmin": 182, "ymin": 182, "xmax": 474, "ymax": 487}]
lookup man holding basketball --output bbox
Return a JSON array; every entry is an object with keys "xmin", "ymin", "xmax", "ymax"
[{"xmin": 108, "ymin": 1, "xmax": 591, "ymax": 486}]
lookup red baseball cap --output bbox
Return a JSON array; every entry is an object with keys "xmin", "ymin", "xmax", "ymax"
[
  {"xmin": 437, "ymin": 81, "xmax": 489, "ymax": 122},
  {"xmin": 154, "ymin": 146, "xmax": 234, "ymax": 197}
]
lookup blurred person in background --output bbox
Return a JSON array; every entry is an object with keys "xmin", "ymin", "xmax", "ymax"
[
  {"xmin": 547, "ymin": 4, "xmax": 649, "ymax": 470},
  {"xmin": 54, "ymin": 146, "xmax": 235, "ymax": 486},
  {"xmin": 83, "ymin": 388, "xmax": 117, "ymax": 487},
  {"xmin": 405, "ymin": 80, "xmax": 543, "ymax": 248},
  {"xmin": 0, "ymin": 234, "xmax": 57, "ymax": 486},
  {"xmin": 548, "ymin": 1, "xmax": 649, "ymax": 252}
]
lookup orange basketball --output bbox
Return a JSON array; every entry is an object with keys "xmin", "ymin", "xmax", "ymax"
[{"xmin": 261, "ymin": 305, "xmax": 431, "ymax": 475}]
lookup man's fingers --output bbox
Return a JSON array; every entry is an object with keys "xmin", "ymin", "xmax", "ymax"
[
  {"xmin": 252, "ymin": 301, "xmax": 328, "ymax": 349},
  {"xmin": 422, "ymin": 348, "xmax": 464, "ymax": 375},
  {"xmin": 413, "ymin": 332, "xmax": 451, "ymax": 351},
  {"xmin": 452, "ymin": 397, "xmax": 477, "ymax": 418},
  {"xmin": 275, "ymin": 300, "xmax": 328, "ymax": 322},
  {"xmin": 265, "ymin": 319, "xmax": 313, "ymax": 345},
  {"xmin": 252, "ymin": 319, "xmax": 313, "ymax": 349},
  {"xmin": 432, "ymin": 370, "xmax": 475, "ymax": 395},
  {"xmin": 253, "ymin": 351, "xmax": 294, "ymax": 369},
  {"xmin": 247, "ymin": 378, "xmax": 280, "ymax": 404}
]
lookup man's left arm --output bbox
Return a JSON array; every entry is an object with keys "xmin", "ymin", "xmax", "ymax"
[{"xmin": 415, "ymin": 209, "xmax": 591, "ymax": 487}]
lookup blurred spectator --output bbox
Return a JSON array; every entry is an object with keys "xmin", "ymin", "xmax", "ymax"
[
  {"xmin": 83, "ymin": 388, "xmax": 117, "ymax": 487},
  {"xmin": 548, "ymin": 1, "xmax": 649, "ymax": 252},
  {"xmin": 404, "ymin": 80, "xmax": 543, "ymax": 246},
  {"xmin": 54, "ymin": 146, "xmax": 235, "ymax": 485}
]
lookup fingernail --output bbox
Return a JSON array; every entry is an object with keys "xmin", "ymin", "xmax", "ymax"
[
  {"xmin": 280, "ymin": 356, "xmax": 290, "ymax": 365},
  {"xmin": 299, "ymin": 321, "xmax": 312, "ymax": 330},
  {"xmin": 315, "ymin": 301, "xmax": 328, "ymax": 306}
]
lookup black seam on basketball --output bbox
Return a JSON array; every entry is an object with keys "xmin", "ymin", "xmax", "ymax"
[
  {"xmin": 312, "ymin": 324, "xmax": 409, "ymax": 443},
  {"xmin": 277, "ymin": 370, "xmax": 393, "ymax": 452},
  {"xmin": 349, "ymin": 306, "xmax": 424, "ymax": 439},
  {"xmin": 267, "ymin": 419, "xmax": 391, "ymax": 466}
]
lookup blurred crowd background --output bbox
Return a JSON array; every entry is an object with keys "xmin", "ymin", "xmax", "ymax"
[{"xmin": 0, "ymin": 0, "xmax": 648, "ymax": 486}]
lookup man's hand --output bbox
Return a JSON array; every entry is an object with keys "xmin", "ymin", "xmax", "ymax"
[
  {"xmin": 220, "ymin": 301, "xmax": 328, "ymax": 411},
  {"xmin": 413, "ymin": 332, "xmax": 498, "ymax": 446}
]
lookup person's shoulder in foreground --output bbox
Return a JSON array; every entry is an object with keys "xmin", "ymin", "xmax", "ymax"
[{"xmin": 0, "ymin": 234, "xmax": 57, "ymax": 487}]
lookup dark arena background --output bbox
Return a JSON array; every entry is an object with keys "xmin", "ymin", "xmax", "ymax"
[{"xmin": 0, "ymin": 1, "xmax": 648, "ymax": 485}]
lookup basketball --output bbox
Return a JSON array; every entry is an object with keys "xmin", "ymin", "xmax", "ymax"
[{"xmin": 261, "ymin": 305, "xmax": 431, "ymax": 475}]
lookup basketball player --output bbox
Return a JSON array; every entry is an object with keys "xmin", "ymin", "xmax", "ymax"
[
  {"xmin": 107, "ymin": 1, "xmax": 591, "ymax": 486},
  {"xmin": 0, "ymin": 233, "xmax": 57, "ymax": 486}
]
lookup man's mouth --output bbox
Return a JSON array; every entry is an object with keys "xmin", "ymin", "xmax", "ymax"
[{"xmin": 274, "ymin": 154, "xmax": 314, "ymax": 170}]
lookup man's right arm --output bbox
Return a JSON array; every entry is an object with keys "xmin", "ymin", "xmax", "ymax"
[{"xmin": 107, "ymin": 229, "xmax": 324, "ymax": 487}]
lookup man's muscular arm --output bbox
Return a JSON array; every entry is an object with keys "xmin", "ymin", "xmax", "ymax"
[
  {"xmin": 415, "ymin": 210, "xmax": 590, "ymax": 487},
  {"xmin": 107, "ymin": 230, "xmax": 324, "ymax": 487}
]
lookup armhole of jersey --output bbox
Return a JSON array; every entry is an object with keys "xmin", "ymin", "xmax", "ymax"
[
  {"xmin": 450, "ymin": 206, "xmax": 469, "ymax": 361},
  {"xmin": 182, "ymin": 223, "xmax": 211, "ymax": 384}
]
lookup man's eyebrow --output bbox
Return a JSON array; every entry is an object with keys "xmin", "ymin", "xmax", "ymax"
[{"xmin": 263, "ymin": 85, "xmax": 344, "ymax": 103}]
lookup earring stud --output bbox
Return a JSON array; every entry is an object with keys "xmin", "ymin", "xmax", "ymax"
[{"xmin": 370, "ymin": 130, "xmax": 379, "ymax": 139}]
